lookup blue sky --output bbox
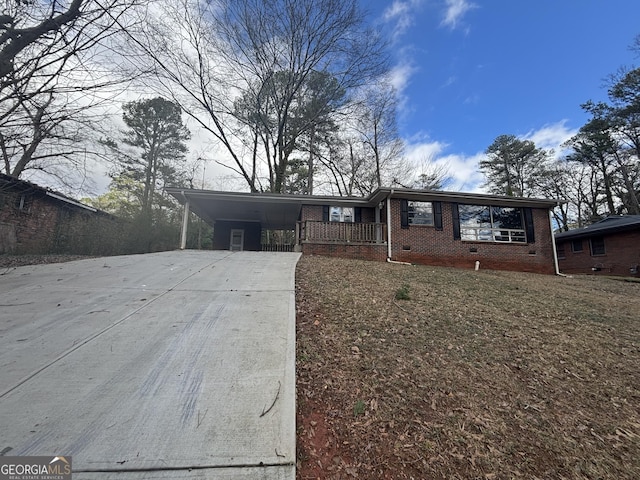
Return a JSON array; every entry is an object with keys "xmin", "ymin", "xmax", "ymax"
[{"xmin": 368, "ymin": 0, "xmax": 640, "ymax": 191}]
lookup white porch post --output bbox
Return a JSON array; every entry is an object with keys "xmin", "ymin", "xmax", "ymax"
[
  {"xmin": 375, "ymin": 204, "xmax": 382, "ymax": 243},
  {"xmin": 180, "ymin": 199, "xmax": 190, "ymax": 250},
  {"xmin": 386, "ymin": 195, "xmax": 392, "ymax": 259}
]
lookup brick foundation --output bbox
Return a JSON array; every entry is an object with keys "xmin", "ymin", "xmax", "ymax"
[{"xmin": 302, "ymin": 242, "xmax": 387, "ymax": 262}]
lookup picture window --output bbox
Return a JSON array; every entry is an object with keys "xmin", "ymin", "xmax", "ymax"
[{"xmin": 458, "ymin": 204, "xmax": 526, "ymax": 243}]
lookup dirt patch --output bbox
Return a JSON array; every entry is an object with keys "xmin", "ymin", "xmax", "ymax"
[{"xmin": 296, "ymin": 256, "xmax": 640, "ymax": 479}]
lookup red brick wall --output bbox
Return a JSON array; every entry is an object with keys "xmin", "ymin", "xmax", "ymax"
[
  {"xmin": 302, "ymin": 243, "xmax": 387, "ymax": 261},
  {"xmin": 1, "ymin": 193, "xmax": 60, "ymax": 253},
  {"xmin": 557, "ymin": 230, "xmax": 640, "ymax": 276},
  {"xmin": 360, "ymin": 207, "xmax": 377, "ymax": 223},
  {"xmin": 299, "ymin": 200, "xmax": 557, "ymax": 274},
  {"xmin": 389, "ymin": 200, "xmax": 555, "ymax": 274},
  {"xmin": 301, "ymin": 205, "xmax": 324, "ymax": 221},
  {"xmin": 0, "ymin": 189, "xmax": 125, "ymax": 255}
]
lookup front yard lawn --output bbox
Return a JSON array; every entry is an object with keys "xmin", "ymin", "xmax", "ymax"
[{"xmin": 296, "ymin": 256, "xmax": 640, "ymax": 479}]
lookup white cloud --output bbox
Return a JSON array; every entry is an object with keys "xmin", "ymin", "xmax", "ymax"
[
  {"xmin": 382, "ymin": 0, "xmax": 423, "ymax": 40},
  {"xmin": 437, "ymin": 151, "xmax": 486, "ymax": 192},
  {"xmin": 386, "ymin": 58, "xmax": 420, "ymax": 125},
  {"xmin": 521, "ymin": 120, "xmax": 577, "ymax": 158},
  {"xmin": 463, "ymin": 94, "xmax": 480, "ymax": 105},
  {"xmin": 387, "ymin": 59, "xmax": 418, "ymax": 95},
  {"xmin": 441, "ymin": 0, "xmax": 476, "ymax": 30},
  {"xmin": 441, "ymin": 75, "xmax": 457, "ymax": 88},
  {"xmin": 396, "ymin": 121, "xmax": 579, "ymax": 197},
  {"xmin": 405, "ymin": 135, "xmax": 449, "ymax": 161},
  {"xmin": 404, "ymin": 134, "xmax": 487, "ymax": 192}
]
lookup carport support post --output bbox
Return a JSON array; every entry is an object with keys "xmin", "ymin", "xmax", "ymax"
[{"xmin": 180, "ymin": 199, "xmax": 190, "ymax": 250}]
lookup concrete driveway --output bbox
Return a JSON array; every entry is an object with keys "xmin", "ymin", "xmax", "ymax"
[{"xmin": 0, "ymin": 250, "xmax": 300, "ymax": 479}]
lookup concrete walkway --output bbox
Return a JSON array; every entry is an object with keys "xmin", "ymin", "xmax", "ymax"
[{"xmin": 0, "ymin": 250, "xmax": 300, "ymax": 479}]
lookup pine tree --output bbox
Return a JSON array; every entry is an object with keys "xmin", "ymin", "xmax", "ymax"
[
  {"xmin": 480, "ymin": 134, "xmax": 548, "ymax": 197},
  {"xmin": 118, "ymin": 97, "xmax": 190, "ymax": 216}
]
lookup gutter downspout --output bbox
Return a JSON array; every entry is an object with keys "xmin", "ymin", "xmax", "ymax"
[
  {"xmin": 549, "ymin": 208, "xmax": 569, "ymax": 277},
  {"xmin": 386, "ymin": 190, "xmax": 393, "ymax": 259},
  {"xmin": 385, "ymin": 189, "xmax": 412, "ymax": 266}
]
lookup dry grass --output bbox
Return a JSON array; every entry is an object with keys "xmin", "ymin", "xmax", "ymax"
[{"xmin": 296, "ymin": 256, "xmax": 640, "ymax": 480}]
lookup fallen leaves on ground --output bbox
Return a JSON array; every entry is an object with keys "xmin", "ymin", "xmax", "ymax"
[{"xmin": 296, "ymin": 256, "xmax": 640, "ymax": 480}]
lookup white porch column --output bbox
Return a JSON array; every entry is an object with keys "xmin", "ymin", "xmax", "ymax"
[
  {"xmin": 375, "ymin": 203, "xmax": 382, "ymax": 243},
  {"xmin": 180, "ymin": 199, "xmax": 190, "ymax": 250},
  {"xmin": 386, "ymin": 196, "xmax": 392, "ymax": 259}
]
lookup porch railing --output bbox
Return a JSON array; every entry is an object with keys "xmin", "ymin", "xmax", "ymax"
[
  {"xmin": 298, "ymin": 221, "xmax": 386, "ymax": 244},
  {"xmin": 261, "ymin": 243, "xmax": 295, "ymax": 252}
]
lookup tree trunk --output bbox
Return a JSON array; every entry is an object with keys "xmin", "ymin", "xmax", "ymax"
[{"xmin": 307, "ymin": 126, "xmax": 315, "ymax": 195}]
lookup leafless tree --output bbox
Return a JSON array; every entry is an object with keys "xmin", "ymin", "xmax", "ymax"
[
  {"xmin": 318, "ymin": 136, "xmax": 376, "ymax": 196},
  {"xmin": 0, "ymin": 0, "xmax": 141, "ymax": 191},
  {"xmin": 350, "ymin": 81, "xmax": 405, "ymax": 188},
  {"xmin": 408, "ymin": 155, "xmax": 454, "ymax": 190},
  {"xmin": 124, "ymin": 0, "xmax": 388, "ymax": 193}
]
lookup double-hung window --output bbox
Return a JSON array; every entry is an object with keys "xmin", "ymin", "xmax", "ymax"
[
  {"xmin": 571, "ymin": 239, "xmax": 583, "ymax": 252},
  {"xmin": 590, "ymin": 236, "xmax": 605, "ymax": 256},
  {"xmin": 329, "ymin": 206, "xmax": 354, "ymax": 223},
  {"xmin": 408, "ymin": 201, "xmax": 433, "ymax": 225}
]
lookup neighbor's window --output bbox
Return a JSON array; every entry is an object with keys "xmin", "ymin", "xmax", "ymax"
[
  {"xmin": 458, "ymin": 205, "xmax": 526, "ymax": 243},
  {"xmin": 590, "ymin": 236, "xmax": 605, "ymax": 256},
  {"xmin": 329, "ymin": 206, "xmax": 354, "ymax": 223},
  {"xmin": 408, "ymin": 201, "xmax": 433, "ymax": 225},
  {"xmin": 15, "ymin": 193, "xmax": 32, "ymax": 212},
  {"xmin": 557, "ymin": 243, "xmax": 566, "ymax": 259},
  {"xmin": 571, "ymin": 239, "xmax": 583, "ymax": 252}
]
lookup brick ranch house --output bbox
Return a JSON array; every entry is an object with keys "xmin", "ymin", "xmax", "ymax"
[
  {"xmin": 0, "ymin": 173, "xmax": 121, "ymax": 255},
  {"xmin": 554, "ymin": 215, "xmax": 640, "ymax": 277},
  {"xmin": 167, "ymin": 187, "xmax": 562, "ymax": 274}
]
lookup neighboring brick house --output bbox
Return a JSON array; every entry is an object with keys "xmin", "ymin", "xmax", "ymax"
[
  {"xmin": 168, "ymin": 187, "xmax": 561, "ymax": 274},
  {"xmin": 0, "ymin": 173, "xmax": 123, "ymax": 255},
  {"xmin": 555, "ymin": 216, "xmax": 640, "ymax": 277}
]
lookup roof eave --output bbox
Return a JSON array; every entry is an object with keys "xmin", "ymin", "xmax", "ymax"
[
  {"xmin": 165, "ymin": 188, "xmax": 373, "ymax": 207},
  {"xmin": 555, "ymin": 222, "xmax": 640, "ymax": 240},
  {"xmin": 371, "ymin": 187, "xmax": 562, "ymax": 209}
]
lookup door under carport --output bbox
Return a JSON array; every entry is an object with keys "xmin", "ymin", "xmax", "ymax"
[{"xmin": 213, "ymin": 220, "xmax": 262, "ymax": 251}]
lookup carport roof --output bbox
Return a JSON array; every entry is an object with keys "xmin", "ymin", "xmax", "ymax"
[
  {"xmin": 165, "ymin": 187, "xmax": 562, "ymax": 230},
  {"xmin": 165, "ymin": 188, "xmax": 372, "ymax": 230}
]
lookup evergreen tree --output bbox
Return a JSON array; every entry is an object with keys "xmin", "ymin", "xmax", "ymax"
[
  {"xmin": 100, "ymin": 97, "xmax": 191, "ymax": 252},
  {"xmin": 118, "ymin": 97, "xmax": 190, "ymax": 216},
  {"xmin": 480, "ymin": 135, "xmax": 549, "ymax": 197}
]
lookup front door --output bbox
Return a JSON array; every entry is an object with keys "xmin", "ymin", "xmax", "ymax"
[{"xmin": 230, "ymin": 229, "xmax": 244, "ymax": 251}]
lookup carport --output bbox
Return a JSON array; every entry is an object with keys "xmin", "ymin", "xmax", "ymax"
[
  {"xmin": 166, "ymin": 189, "xmax": 303, "ymax": 252},
  {"xmin": 166, "ymin": 188, "xmax": 371, "ymax": 252}
]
